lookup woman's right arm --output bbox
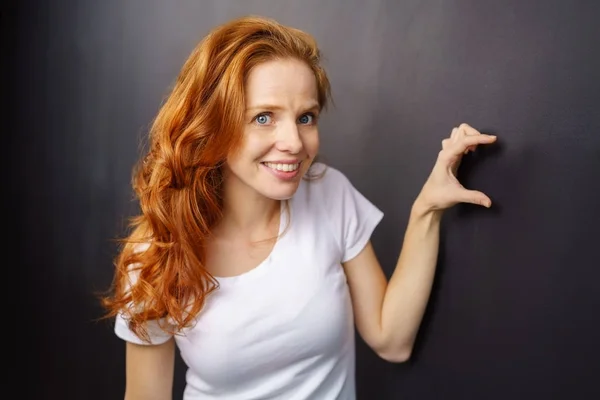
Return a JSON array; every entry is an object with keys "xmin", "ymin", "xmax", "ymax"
[{"xmin": 124, "ymin": 338, "xmax": 175, "ymax": 400}]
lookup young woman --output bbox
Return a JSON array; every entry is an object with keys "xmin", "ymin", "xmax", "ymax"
[{"xmin": 101, "ymin": 15, "xmax": 496, "ymax": 400}]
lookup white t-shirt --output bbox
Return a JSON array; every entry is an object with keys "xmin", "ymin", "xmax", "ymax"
[{"xmin": 115, "ymin": 163, "xmax": 384, "ymax": 400}]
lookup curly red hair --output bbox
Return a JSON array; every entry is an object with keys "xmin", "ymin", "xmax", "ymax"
[{"xmin": 100, "ymin": 16, "xmax": 332, "ymax": 342}]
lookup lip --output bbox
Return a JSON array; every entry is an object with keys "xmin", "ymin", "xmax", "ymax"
[
  {"xmin": 262, "ymin": 159, "xmax": 301, "ymax": 164},
  {"xmin": 261, "ymin": 160, "xmax": 302, "ymax": 181}
]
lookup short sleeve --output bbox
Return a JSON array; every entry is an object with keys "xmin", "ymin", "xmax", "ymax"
[
  {"xmin": 113, "ymin": 242, "xmax": 174, "ymax": 345},
  {"xmin": 114, "ymin": 313, "xmax": 173, "ymax": 345},
  {"xmin": 317, "ymin": 164, "xmax": 384, "ymax": 263}
]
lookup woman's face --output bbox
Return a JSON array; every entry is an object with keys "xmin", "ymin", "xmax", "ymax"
[{"xmin": 225, "ymin": 58, "xmax": 320, "ymax": 201}]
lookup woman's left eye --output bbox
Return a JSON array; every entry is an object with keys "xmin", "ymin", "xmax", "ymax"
[{"xmin": 298, "ymin": 113, "xmax": 315, "ymax": 125}]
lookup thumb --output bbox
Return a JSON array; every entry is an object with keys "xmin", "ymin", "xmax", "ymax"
[{"xmin": 459, "ymin": 189, "xmax": 492, "ymax": 208}]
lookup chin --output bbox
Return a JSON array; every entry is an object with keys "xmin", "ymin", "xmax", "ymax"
[{"xmin": 259, "ymin": 183, "xmax": 301, "ymax": 201}]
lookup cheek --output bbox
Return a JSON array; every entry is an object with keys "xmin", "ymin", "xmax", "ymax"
[
  {"xmin": 304, "ymin": 129, "xmax": 320, "ymax": 156},
  {"xmin": 238, "ymin": 133, "xmax": 271, "ymax": 161}
]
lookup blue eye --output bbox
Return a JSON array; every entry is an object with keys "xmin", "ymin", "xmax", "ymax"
[
  {"xmin": 254, "ymin": 113, "xmax": 272, "ymax": 125},
  {"xmin": 298, "ymin": 113, "xmax": 315, "ymax": 125}
]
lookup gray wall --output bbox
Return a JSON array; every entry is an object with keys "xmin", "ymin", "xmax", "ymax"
[{"xmin": 8, "ymin": 0, "xmax": 600, "ymax": 399}]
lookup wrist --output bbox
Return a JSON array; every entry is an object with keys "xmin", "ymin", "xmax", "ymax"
[{"xmin": 411, "ymin": 196, "xmax": 444, "ymax": 221}]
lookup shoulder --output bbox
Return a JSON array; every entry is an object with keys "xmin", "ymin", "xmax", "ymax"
[
  {"xmin": 301, "ymin": 162, "xmax": 374, "ymax": 209},
  {"xmin": 299, "ymin": 161, "xmax": 384, "ymax": 263},
  {"xmin": 297, "ymin": 161, "xmax": 382, "ymax": 221},
  {"xmin": 301, "ymin": 162, "xmax": 354, "ymax": 198},
  {"xmin": 307, "ymin": 161, "xmax": 347, "ymax": 182}
]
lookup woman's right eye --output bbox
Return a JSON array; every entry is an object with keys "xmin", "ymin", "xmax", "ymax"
[{"xmin": 254, "ymin": 113, "xmax": 273, "ymax": 125}]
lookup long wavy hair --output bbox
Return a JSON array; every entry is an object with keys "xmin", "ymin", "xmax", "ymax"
[{"xmin": 100, "ymin": 16, "xmax": 332, "ymax": 342}]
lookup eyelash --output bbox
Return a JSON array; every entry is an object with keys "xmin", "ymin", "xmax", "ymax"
[{"xmin": 251, "ymin": 112, "xmax": 318, "ymax": 126}]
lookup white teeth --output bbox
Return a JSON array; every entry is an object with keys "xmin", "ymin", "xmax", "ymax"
[{"xmin": 264, "ymin": 162, "xmax": 300, "ymax": 172}]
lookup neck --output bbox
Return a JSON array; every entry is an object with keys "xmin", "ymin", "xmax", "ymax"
[{"xmin": 219, "ymin": 173, "xmax": 281, "ymax": 237}]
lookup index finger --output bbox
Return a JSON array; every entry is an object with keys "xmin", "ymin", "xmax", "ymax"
[
  {"xmin": 458, "ymin": 123, "xmax": 482, "ymax": 136},
  {"xmin": 453, "ymin": 134, "xmax": 497, "ymax": 153}
]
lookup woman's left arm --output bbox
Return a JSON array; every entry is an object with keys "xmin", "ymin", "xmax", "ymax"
[{"xmin": 343, "ymin": 123, "xmax": 497, "ymax": 363}]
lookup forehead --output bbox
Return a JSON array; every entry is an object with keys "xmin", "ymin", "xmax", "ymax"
[{"xmin": 245, "ymin": 59, "xmax": 318, "ymax": 107}]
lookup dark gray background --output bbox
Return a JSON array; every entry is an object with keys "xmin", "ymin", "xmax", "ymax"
[{"xmin": 7, "ymin": 0, "xmax": 600, "ymax": 399}]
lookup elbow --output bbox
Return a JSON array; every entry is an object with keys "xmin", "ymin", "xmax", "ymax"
[
  {"xmin": 369, "ymin": 331, "xmax": 414, "ymax": 363},
  {"xmin": 375, "ymin": 345, "xmax": 412, "ymax": 363}
]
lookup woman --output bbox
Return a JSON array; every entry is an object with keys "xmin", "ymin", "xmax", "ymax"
[{"xmin": 101, "ymin": 15, "xmax": 496, "ymax": 400}]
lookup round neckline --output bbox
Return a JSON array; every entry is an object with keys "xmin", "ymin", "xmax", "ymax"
[{"xmin": 214, "ymin": 200, "xmax": 288, "ymax": 287}]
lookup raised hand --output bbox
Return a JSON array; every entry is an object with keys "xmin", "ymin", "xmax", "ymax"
[{"xmin": 416, "ymin": 123, "xmax": 497, "ymax": 211}]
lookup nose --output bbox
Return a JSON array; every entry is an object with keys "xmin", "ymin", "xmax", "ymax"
[{"xmin": 275, "ymin": 121, "xmax": 303, "ymax": 154}]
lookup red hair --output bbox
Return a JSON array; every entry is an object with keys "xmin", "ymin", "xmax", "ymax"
[{"xmin": 100, "ymin": 16, "xmax": 332, "ymax": 342}]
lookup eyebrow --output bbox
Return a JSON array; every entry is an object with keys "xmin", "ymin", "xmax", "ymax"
[{"xmin": 245, "ymin": 103, "xmax": 320, "ymax": 113}]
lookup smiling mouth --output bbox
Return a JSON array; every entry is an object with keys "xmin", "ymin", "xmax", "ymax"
[{"xmin": 262, "ymin": 162, "xmax": 301, "ymax": 172}]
